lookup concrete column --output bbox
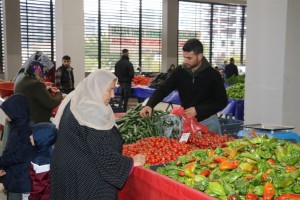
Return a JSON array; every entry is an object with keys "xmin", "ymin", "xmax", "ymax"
[
  {"xmin": 3, "ymin": 0, "xmax": 22, "ymax": 81},
  {"xmin": 55, "ymin": 0, "xmax": 85, "ymax": 86},
  {"xmin": 245, "ymin": 0, "xmax": 300, "ymax": 133},
  {"xmin": 161, "ymin": 0, "xmax": 178, "ymax": 72}
]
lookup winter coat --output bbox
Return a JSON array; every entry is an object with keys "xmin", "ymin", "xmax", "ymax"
[
  {"xmin": 0, "ymin": 94, "xmax": 34, "ymax": 193},
  {"xmin": 29, "ymin": 122, "xmax": 57, "ymax": 200}
]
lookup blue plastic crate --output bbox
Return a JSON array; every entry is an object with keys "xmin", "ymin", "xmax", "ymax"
[
  {"xmin": 218, "ymin": 117, "xmax": 244, "ymax": 138},
  {"xmin": 237, "ymin": 129, "xmax": 300, "ymax": 143}
]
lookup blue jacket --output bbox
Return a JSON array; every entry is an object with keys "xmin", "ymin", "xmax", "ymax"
[{"xmin": 0, "ymin": 94, "xmax": 34, "ymax": 193}]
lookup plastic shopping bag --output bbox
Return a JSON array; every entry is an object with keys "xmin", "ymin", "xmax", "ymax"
[{"xmin": 171, "ymin": 107, "xmax": 208, "ymax": 135}]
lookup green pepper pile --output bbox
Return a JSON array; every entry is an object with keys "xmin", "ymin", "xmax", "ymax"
[
  {"xmin": 156, "ymin": 137, "xmax": 300, "ymax": 200},
  {"xmin": 225, "ymin": 75, "xmax": 245, "ymax": 85},
  {"xmin": 226, "ymin": 83, "xmax": 245, "ymax": 99},
  {"xmin": 116, "ymin": 104, "xmax": 169, "ymax": 144}
]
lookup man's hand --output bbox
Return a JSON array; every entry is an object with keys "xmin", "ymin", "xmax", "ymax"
[
  {"xmin": 140, "ymin": 106, "xmax": 152, "ymax": 118},
  {"xmin": 184, "ymin": 107, "xmax": 197, "ymax": 117}
]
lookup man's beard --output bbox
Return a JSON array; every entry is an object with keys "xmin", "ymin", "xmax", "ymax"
[{"xmin": 187, "ymin": 59, "xmax": 202, "ymax": 69}]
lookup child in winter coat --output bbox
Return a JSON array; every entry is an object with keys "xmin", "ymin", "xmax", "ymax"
[
  {"xmin": 0, "ymin": 94, "xmax": 35, "ymax": 200},
  {"xmin": 29, "ymin": 122, "xmax": 57, "ymax": 200}
]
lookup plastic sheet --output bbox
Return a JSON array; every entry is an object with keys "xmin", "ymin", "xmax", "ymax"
[{"xmin": 118, "ymin": 167, "xmax": 216, "ymax": 200}]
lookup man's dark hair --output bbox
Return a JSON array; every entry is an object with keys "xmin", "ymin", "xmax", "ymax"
[
  {"xmin": 182, "ymin": 38, "xmax": 203, "ymax": 54},
  {"xmin": 122, "ymin": 49, "xmax": 128, "ymax": 54},
  {"xmin": 62, "ymin": 55, "xmax": 71, "ymax": 60}
]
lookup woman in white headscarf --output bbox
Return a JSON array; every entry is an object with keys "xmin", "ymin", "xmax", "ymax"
[{"xmin": 50, "ymin": 69, "xmax": 145, "ymax": 200}]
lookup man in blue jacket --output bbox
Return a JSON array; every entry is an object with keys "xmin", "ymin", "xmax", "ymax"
[{"xmin": 140, "ymin": 39, "xmax": 228, "ymax": 134}]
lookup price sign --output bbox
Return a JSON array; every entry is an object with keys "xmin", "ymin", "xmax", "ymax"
[{"xmin": 179, "ymin": 132, "xmax": 190, "ymax": 143}]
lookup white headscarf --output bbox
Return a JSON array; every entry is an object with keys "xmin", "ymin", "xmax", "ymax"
[{"xmin": 52, "ymin": 69, "xmax": 117, "ymax": 130}]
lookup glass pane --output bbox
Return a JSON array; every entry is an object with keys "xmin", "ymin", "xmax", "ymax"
[{"xmin": 20, "ymin": 0, "xmax": 55, "ymax": 65}]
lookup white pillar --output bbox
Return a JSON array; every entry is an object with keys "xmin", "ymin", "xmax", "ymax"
[
  {"xmin": 245, "ymin": 0, "xmax": 300, "ymax": 133},
  {"xmin": 55, "ymin": 0, "xmax": 85, "ymax": 86},
  {"xmin": 3, "ymin": 0, "xmax": 22, "ymax": 81},
  {"xmin": 161, "ymin": 0, "xmax": 178, "ymax": 72}
]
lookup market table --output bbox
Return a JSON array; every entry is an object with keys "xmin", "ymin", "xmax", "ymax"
[
  {"xmin": 115, "ymin": 85, "xmax": 180, "ymax": 105},
  {"xmin": 115, "ymin": 86, "xmax": 244, "ymax": 120},
  {"xmin": 218, "ymin": 99, "xmax": 244, "ymax": 121},
  {"xmin": 118, "ymin": 166, "xmax": 216, "ymax": 200}
]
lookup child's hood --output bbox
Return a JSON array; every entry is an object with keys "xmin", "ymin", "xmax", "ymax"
[{"xmin": 33, "ymin": 122, "xmax": 58, "ymax": 151}]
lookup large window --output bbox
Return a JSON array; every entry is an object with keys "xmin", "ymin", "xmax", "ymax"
[
  {"xmin": 20, "ymin": 0, "xmax": 55, "ymax": 64},
  {"xmin": 84, "ymin": 0, "xmax": 162, "ymax": 72},
  {"xmin": 178, "ymin": 1, "xmax": 247, "ymax": 67}
]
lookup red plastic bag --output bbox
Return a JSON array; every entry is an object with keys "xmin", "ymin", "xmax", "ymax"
[{"xmin": 171, "ymin": 107, "xmax": 208, "ymax": 134}]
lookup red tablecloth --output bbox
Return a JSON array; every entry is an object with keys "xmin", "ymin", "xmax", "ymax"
[{"xmin": 118, "ymin": 167, "xmax": 216, "ymax": 200}]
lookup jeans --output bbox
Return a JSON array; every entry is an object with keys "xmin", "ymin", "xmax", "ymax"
[
  {"xmin": 119, "ymin": 82, "xmax": 131, "ymax": 112},
  {"xmin": 200, "ymin": 114, "xmax": 221, "ymax": 134}
]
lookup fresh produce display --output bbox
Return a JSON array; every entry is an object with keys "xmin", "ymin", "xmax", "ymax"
[
  {"xmin": 187, "ymin": 132, "xmax": 234, "ymax": 149},
  {"xmin": 132, "ymin": 75, "xmax": 152, "ymax": 86},
  {"xmin": 116, "ymin": 104, "xmax": 169, "ymax": 144},
  {"xmin": 225, "ymin": 75, "xmax": 245, "ymax": 85},
  {"xmin": 226, "ymin": 83, "xmax": 245, "ymax": 99},
  {"xmin": 123, "ymin": 136, "xmax": 193, "ymax": 165},
  {"xmin": 156, "ymin": 137, "xmax": 300, "ymax": 200},
  {"xmin": 148, "ymin": 73, "xmax": 170, "ymax": 88}
]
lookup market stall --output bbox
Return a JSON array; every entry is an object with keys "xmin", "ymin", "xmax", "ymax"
[
  {"xmin": 118, "ymin": 167, "xmax": 216, "ymax": 200},
  {"xmin": 115, "ymin": 85, "xmax": 244, "ymax": 119}
]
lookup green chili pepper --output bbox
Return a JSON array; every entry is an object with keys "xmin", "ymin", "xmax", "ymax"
[{"xmin": 208, "ymin": 182, "xmax": 226, "ymax": 196}]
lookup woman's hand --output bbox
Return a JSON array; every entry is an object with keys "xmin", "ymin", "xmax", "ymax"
[{"xmin": 133, "ymin": 154, "xmax": 146, "ymax": 167}]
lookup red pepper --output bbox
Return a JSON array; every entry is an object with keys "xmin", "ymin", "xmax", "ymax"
[
  {"xmin": 178, "ymin": 171, "xmax": 185, "ymax": 177},
  {"xmin": 262, "ymin": 182, "xmax": 275, "ymax": 200},
  {"xmin": 276, "ymin": 194, "xmax": 300, "ymax": 200},
  {"xmin": 244, "ymin": 175, "xmax": 254, "ymax": 180},
  {"xmin": 207, "ymin": 149, "xmax": 215, "ymax": 157},
  {"xmin": 267, "ymin": 158, "xmax": 276, "ymax": 165},
  {"xmin": 214, "ymin": 156, "xmax": 228, "ymax": 163},
  {"xmin": 285, "ymin": 166, "xmax": 297, "ymax": 173},
  {"xmin": 229, "ymin": 147, "xmax": 238, "ymax": 159},
  {"xmin": 245, "ymin": 193, "xmax": 259, "ymax": 200},
  {"xmin": 261, "ymin": 173, "xmax": 268, "ymax": 182},
  {"xmin": 199, "ymin": 169, "xmax": 211, "ymax": 177},
  {"xmin": 184, "ymin": 162, "xmax": 196, "ymax": 172},
  {"xmin": 250, "ymin": 129, "xmax": 259, "ymax": 137},
  {"xmin": 219, "ymin": 160, "xmax": 239, "ymax": 170}
]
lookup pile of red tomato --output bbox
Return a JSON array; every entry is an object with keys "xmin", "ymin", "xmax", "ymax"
[
  {"xmin": 187, "ymin": 132, "xmax": 235, "ymax": 149},
  {"xmin": 132, "ymin": 75, "xmax": 152, "ymax": 86},
  {"xmin": 123, "ymin": 136, "xmax": 194, "ymax": 165}
]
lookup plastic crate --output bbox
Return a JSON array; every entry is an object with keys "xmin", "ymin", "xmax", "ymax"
[
  {"xmin": 0, "ymin": 82, "xmax": 14, "ymax": 98},
  {"xmin": 109, "ymin": 96, "xmax": 121, "ymax": 107},
  {"xmin": 109, "ymin": 96, "xmax": 124, "ymax": 113},
  {"xmin": 218, "ymin": 117, "xmax": 244, "ymax": 138},
  {"xmin": 237, "ymin": 129, "xmax": 300, "ymax": 143}
]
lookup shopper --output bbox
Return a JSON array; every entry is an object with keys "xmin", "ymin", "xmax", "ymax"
[
  {"xmin": 55, "ymin": 55, "xmax": 75, "ymax": 94},
  {"xmin": 114, "ymin": 49, "xmax": 134, "ymax": 112},
  {"xmin": 140, "ymin": 38, "xmax": 228, "ymax": 134},
  {"xmin": 14, "ymin": 51, "xmax": 55, "ymax": 91},
  {"xmin": 14, "ymin": 61, "xmax": 62, "ymax": 124},
  {"xmin": 29, "ymin": 122, "xmax": 57, "ymax": 200},
  {"xmin": 0, "ymin": 94, "xmax": 35, "ymax": 200},
  {"xmin": 224, "ymin": 57, "xmax": 239, "ymax": 79},
  {"xmin": 50, "ymin": 69, "xmax": 145, "ymax": 200}
]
